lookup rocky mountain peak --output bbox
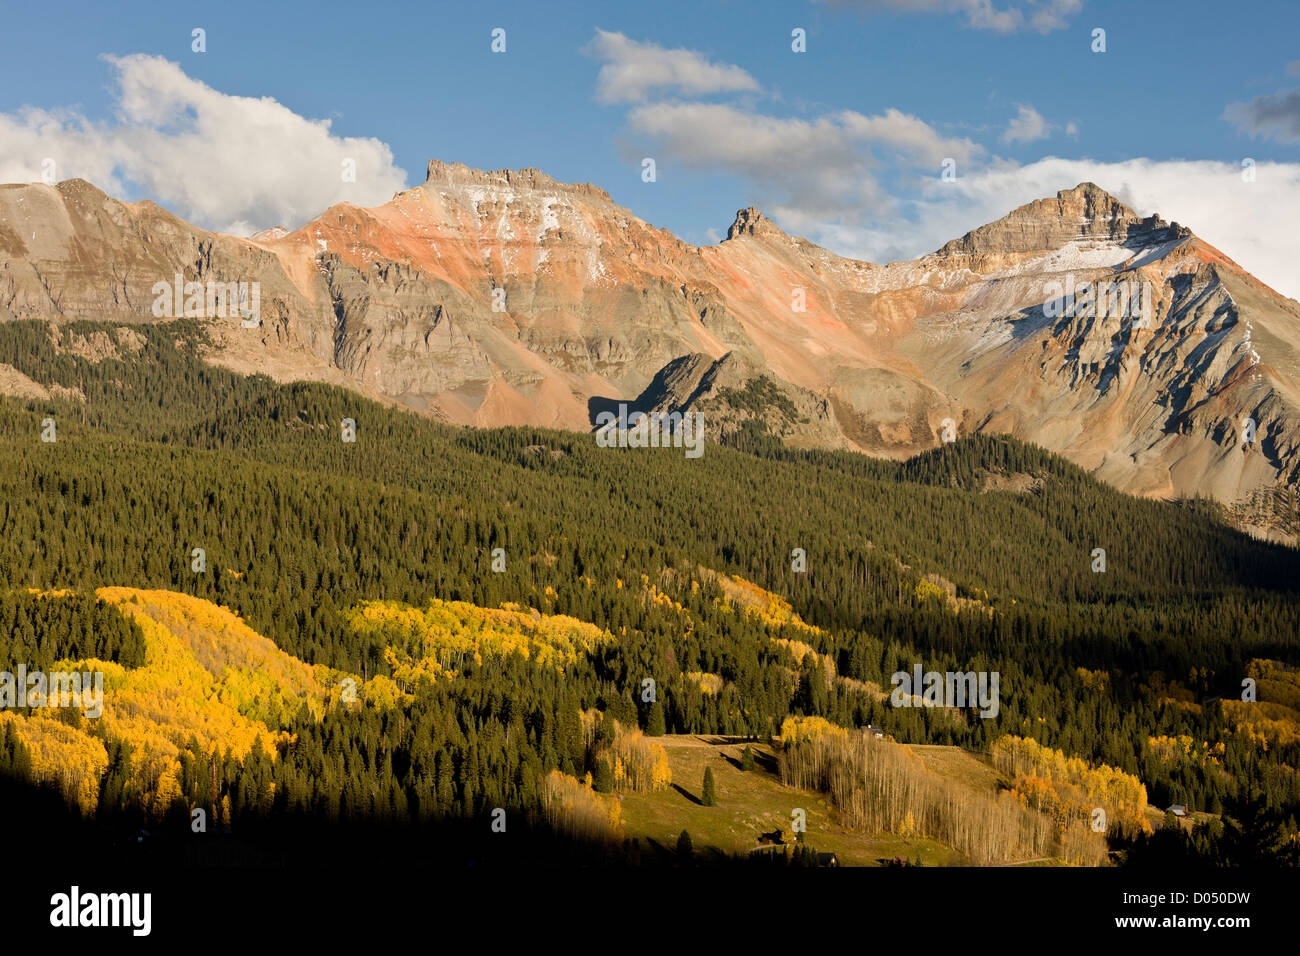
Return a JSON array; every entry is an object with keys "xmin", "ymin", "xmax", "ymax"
[
  {"xmin": 725, "ymin": 206, "xmax": 787, "ymax": 242},
  {"xmin": 1057, "ymin": 180, "xmax": 1122, "ymax": 203},
  {"xmin": 936, "ymin": 182, "xmax": 1184, "ymax": 259},
  {"xmin": 422, "ymin": 158, "xmax": 612, "ymax": 203}
]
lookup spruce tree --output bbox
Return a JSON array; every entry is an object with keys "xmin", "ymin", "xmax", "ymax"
[
  {"xmin": 593, "ymin": 758, "xmax": 614, "ymax": 794},
  {"xmin": 740, "ymin": 745, "xmax": 755, "ymax": 771},
  {"xmin": 702, "ymin": 767, "xmax": 717, "ymax": 806},
  {"xmin": 646, "ymin": 701, "xmax": 666, "ymax": 737}
]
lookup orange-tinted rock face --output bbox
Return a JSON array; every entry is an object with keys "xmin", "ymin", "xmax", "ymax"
[{"xmin": 3, "ymin": 166, "xmax": 1300, "ymax": 514}]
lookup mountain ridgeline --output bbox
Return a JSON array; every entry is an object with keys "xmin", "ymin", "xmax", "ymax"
[{"xmin": 2, "ymin": 165, "xmax": 1299, "ymax": 532}]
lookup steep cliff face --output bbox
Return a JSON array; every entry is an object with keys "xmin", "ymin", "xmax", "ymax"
[
  {"xmin": 2, "ymin": 166, "xmax": 1298, "ymax": 521},
  {"xmin": 934, "ymin": 181, "xmax": 1186, "ymax": 263},
  {"xmin": 625, "ymin": 350, "xmax": 848, "ymax": 449},
  {"xmin": 900, "ymin": 187, "xmax": 1300, "ymax": 509}
]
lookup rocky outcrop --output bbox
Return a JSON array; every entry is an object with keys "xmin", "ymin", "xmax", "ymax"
[
  {"xmin": 629, "ymin": 351, "xmax": 846, "ymax": 448},
  {"xmin": 726, "ymin": 207, "xmax": 787, "ymax": 243},
  {"xmin": 937, "ymin": 183, "xmax": 1185, "ymax": 260}
]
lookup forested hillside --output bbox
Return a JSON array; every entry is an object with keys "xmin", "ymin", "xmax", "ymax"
[{"xmin": 1, "ymin": 319, "xmax": 1298, "ymax": 866}]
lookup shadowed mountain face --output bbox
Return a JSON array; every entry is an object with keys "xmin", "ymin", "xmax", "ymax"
[{"xmin": 2, "ymin": 162, "xmax": 1298, "ymax": 518}]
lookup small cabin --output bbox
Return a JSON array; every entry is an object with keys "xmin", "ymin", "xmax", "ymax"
[
  {"xmin": 866, "ymin": 725, "xmax": 886, "ymax": 740},
  {"xmin": 1166, "ymin": 804, "xmax": 1189, "ymax": 818}
]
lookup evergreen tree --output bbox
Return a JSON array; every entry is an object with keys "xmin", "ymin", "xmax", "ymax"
[
  {"xmin": 1221, "ymin": 790, "xmax": 1300, "ymax": 866},
  {"xmin": 740, "ymin": 745, "xmax": 755, "ymax": 771},
  {"xmin": 593, "ymin": 758, "xmax": 614, "ymax": 794},
  {"xmin": 646, "ymin": 701, "xmax": 666, "ymax": 737},
  {"xmin": 676, "ymin": 829, "xmax": 693, "ymax": 861},
  {"xmin": 794, "ymin": 843, "xmax": 818, "ymax": 867},
  {"xmin": 702, "ymin": 766, "xmax": 717, "ymax": 806}
]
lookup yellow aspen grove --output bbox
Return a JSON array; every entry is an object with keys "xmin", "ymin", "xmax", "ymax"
[
  {"xmin": 345, "ymin": 598, "xmax": 614, "ymax": 678},
  {"xmin": 1220, "ymin": 662, "xmax": 1300, "ymax": 748},
  {"xmin": 779, "ymin": 718, "xmax": 1109, "ymax": 865},
  {"xmin": 0, "ymin": 711, "xmax": 108, "ymax": 815},
  {"xmin": 541, "ymin": 770, "xmax": 622, "ymax": 842},
  {"xmin": 991, "ymin": 735, "xmax": 1151, "ymax": 839},
  {"xmin": 41, "ymin": 589, "xmax": 321, "ymax": 820},
  {"xmin": 602, "ymin": 727, "xmax": 671, "ymax": 792}
]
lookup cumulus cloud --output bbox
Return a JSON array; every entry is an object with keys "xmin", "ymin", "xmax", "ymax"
[
  {"xmin": 629, "ymin": 101, "xmax": 980, "ymax": 225},
  {"xmin": 818, "ymin": 0, "xmax": 1084, "ymax": 34},
  {"xmin": 1002, "ymin": 104, "xmax": 1051, "ymax": 144},
  {"xmin": 0, "ymin": 54, "xmax": 408, "ymax": 235},
  {"xmin": 1224, "ymin": 86, "xmax": 1300, "ymax": 144},
  {"xmin": 584, "ymin": 30, "xmax": 761, "ymax": 104},
  {"xmin": 629, "ymin": 102, "xmax": 879, "ymax": 219},
  {"xmin": 596, "ymin": 32, "xmax": 979, "ymax": 234},
  {"xmin": 0, "ymin": 107, "xmax": 122, "ymax": 194},
  {"xmin": 839, "ymin": 107, "xmax": 982, "ymax": 165}
]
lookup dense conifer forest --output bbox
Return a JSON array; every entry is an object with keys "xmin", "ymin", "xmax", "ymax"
[{"xmin": 1, "ymin": 319, "xmax": 1298, "ymax": 866}]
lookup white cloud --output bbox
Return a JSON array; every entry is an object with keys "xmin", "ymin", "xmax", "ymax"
[
  {"xmin": 584, "ymin": 30, "xmax": 760, "ymax": 104},
  {"xmin": 0, "ymin": 54, "xmax": 408, "ymax": 235},
  {"xmin": 628, "ymin": 102, "xmax": 882, "ymax": 220},
  {"xmin": 839, "ymin": 107, "xmax": 982, "ymax": 165},
  {"xmin": 1002, "ymin": 104, "xmax": 1051, "ymax": 144},
  {"xmin": 628, "ymin": 101, "xmax": 980, "ymax": 226},
  {"xmin": 810, "ymin": 157, "xmax": 1300, "ymax": 301},
  {"xmin": 819, "ymin": 0, "xmax": 1084, "ymax": 34},
  {"xmin": 594, "ymin": 31, "xmax": 986, "ymax": 243},
  {"xmin": 0, "ymin": 107, "xmax": 122, "ymax": 195}
]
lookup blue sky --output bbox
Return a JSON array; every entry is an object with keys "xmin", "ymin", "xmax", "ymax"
[{"xmin": 2, "ymin": 0, "xmax": 1298, "ymax": 294}]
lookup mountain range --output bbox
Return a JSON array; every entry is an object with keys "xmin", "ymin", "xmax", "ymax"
[{"xmin": 2, "ymin": 160, "xmax": 1298, "ymax": 527}]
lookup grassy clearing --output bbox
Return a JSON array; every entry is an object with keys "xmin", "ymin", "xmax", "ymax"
[
  {"xmin": 616, "ymin": 735, "xmax": 965, "ymax": 866},
  {"xmin": 908, "ymin": 744, "xmax": 1004, "ymax": 795}
]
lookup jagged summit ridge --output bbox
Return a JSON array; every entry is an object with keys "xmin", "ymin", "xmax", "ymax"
[
  {"xmin": 422, "ymin": 158, "xmax": 613, "ymax": 203},
  {"xmin": 935, "ymin": 182, "xmax": 1187, "ymax": 260},
  {"xmin": 726, "ymin": 206, "xmax": 786, "ymax": 241}
]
